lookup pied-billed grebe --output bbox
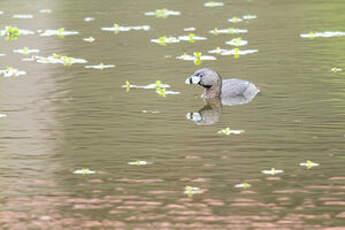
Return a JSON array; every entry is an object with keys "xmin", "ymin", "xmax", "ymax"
[{"xmin": 185, "ymin": 68, "xmax": 260, "ymax": 101}]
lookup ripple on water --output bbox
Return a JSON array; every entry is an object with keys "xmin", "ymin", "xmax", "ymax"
[{"xmin": 13, "ymin": 14, "xmax": 33, "ymax": 19}]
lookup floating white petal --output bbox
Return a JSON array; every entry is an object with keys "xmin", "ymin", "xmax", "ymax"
[
  {"xmin": 151, "ymin": 36, "xmax": 180, "ymax": 45},
  {"xmin": 218, "ymin": 127, "xmax": 244, "ymax": 135},
  {"xmin": 156, "ymin": 90, "xmax": 180, "ymax": 95},
  {"xmin": 40, "ymin": 9, "xmax": 52, "ymax": 14},
  {"xmin": 243, "ymin": 15, "xmax": 257, "ymax": 20},
  {"xmin": 208, "ymin": 47, "xmax": 229, "ymax": 54},
  {"xmin": 220, "ymin": 48, "xmax": 258, "ymax": 56},
  {"xmin": 0, "ymin": 67, "xmax": 26, "ymax": 77},
  {"xmin": 0, "ymin": 53, "xmax": 5, "ymax": 57},
  {"xmin": 176, "ymin": 54, "xmax": 216, "ymax": 61},
  {"xmin": 204, "ymin": 2, "xmax": 224, "ymax": 7},
  {"xmin": 261, "ymin": 168, "xmax": 284, "ymax": 175},
  {"xmin": 122, "ymin": 83, "xmax": 170, "ymax": 89},
  {"xmin": 228, "ymin": 17, "xmax": 243, "ymax": 23},
  {"xmin": 40, "ymin": 29, "xmax": 79, "ymax": 37},
  {"xmin": 83, "ymin": 37, "xmax": 95, "ymax": 42},
  {"xmin": 184, "ymin": 27, "xmax": 196, "ymax": 31},
  {"xmin": 299, "ymin": 161, "xmax": 319, "ymax": 168},
  {"xmin": 300, "ymin": 31, "xmax": 345, "ymax": 38},
  {"xmin": 226, "ymin": 38, "xmax": 248, "ymax": 46},
  {"xmin": 0, "ymin": 114, "xmax": 7, "ymax": 118},
  {"xmin": 184, "ymin": 186, "xmax": 203, "ymax": 195},
  {"xmin": 235, "ymin": 183, "xmax": 251, "ymax": 188},
  {"xmin": 145, "ymin": 9, "xmax": 180, "ymax": 18},
  {"xmin": 178, "ymin": 35, "xmax": 207, "ymax": 41},
  {"xmin": 128, "ymin": 161, "xmax": 151, "ymax": 165},
  {"xmin": 13, "ymin": 14, "xmax": 33, "ymax": 19},
  {"xmin": 102, "ymin": 25, "xmax": 150, "ymax": 32},
  {"xmin": 84, "ymin": 17, "xmax": 95, "ymax": 22},
  {"xmin": 35, "ymin": 55, "xmax": 87, "ymax": 65},
  {"xmin": 73, "ymin": 168, "xmax": 96, "ymax": 174},
  {"xmin": 209, "ymin": 28, "xmax": 248, "ymax": 35},
  {"xmin": 84, "ymin": 64, "xmax": 115, "ymax": 69},
  {"xmin": 331, "ymin": 67, "xmax": 342, "ymax": 72},
  {"xmin": 13, "ymin": 48, "xmax": 40, "ymax": 55}
]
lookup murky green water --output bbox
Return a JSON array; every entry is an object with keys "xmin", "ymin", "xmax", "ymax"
[{"xmin": 1, "ymin": 0, "xmax": 345, "ymax": 229}]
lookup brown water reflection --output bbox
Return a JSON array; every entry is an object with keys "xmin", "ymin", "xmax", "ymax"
[{"xmin": 1, "ymin": 0, "xmax": 345, "ymax": 229}]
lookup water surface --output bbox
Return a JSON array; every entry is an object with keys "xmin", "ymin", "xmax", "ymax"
[{"xmin": 1, "ymin": 0, "xmax": 345, "ymax": 229}]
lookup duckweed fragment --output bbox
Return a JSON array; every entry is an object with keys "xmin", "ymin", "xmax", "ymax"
[{"xmin": 73, "ymin": 168, "xmax": 96, "ymax": 174}]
